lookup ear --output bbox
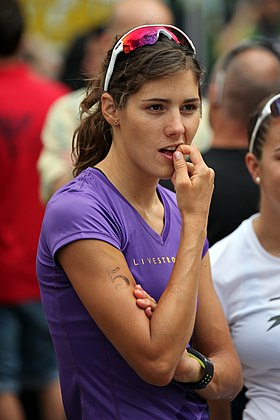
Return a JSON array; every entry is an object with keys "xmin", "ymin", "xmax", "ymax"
[
  {"xmin": 207, "ymin": 83, "xmax": 217, "ymax": 107},
  {"xmin": 101, "ymin": 93, "xmax": 119, "ymax": 126},
  {"xmin": 208, "ymin": 70, "xmax": 225, "ymax": 107},
  {"xmin": 245, "ymin": 152, "xmax": 260, "ymax": 185}
]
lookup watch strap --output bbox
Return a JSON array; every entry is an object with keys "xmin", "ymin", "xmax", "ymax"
[{"xmin": 173, "ymin": 347, "xmax": 214, "ymax": 390}]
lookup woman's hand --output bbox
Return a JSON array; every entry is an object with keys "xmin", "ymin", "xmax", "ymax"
[
  {"xmin": 173, "ymin": 349, "xmax": 203, "ymax": 383},
  {"xmin": 133, "ymin": 284, "xmax": 157, "ymax": 319},
  {"xmin": 172, "ymin": 145, "xmax": 215, "ymax": 225},
  {"xmin": 133, "ymin": 287, "xmax": 205, "ymax": 384},
  {"xmin": 134, "ymin": 286, "xmax": 205, "ymax": 386},
  {"xmin": 133, "ymin": 287, "xmax": 202, "ymax": 382}
]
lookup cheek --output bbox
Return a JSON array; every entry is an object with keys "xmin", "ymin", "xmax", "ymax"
[
  {"xmin": 194, "ymin": 116, "xmax": 201, "ymax": 133},
  {"xmin": 272, "ymin": 166, "xmax": 280, "ymax": 186},
  {"xmin": 261, "ymin": 161, "xmax": 280, "ymax": 193},
  {"xmin": 187, "ymin": 116, "xmax": 201, "ymax": 143}
]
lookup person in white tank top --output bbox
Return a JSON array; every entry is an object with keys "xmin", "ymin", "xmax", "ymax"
[{"xmin": 209, "ymin": 92, "xmax": 280, "ymax": 419}]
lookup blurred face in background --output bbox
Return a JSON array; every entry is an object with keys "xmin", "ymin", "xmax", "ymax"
[
  {"xmin": 259, "ymin": 0, "xmax": 280, "ymax": 26},
  {"xmin": 81, "ymin": 33, "xmax": 105, "ymax": 77},
  {"xmin": 258, "ymin": 117, "xmax": 280, "ymax": 210},
  {"xmin": 80, "ymin": 0, "xmax": 174, "ymax": 79}
]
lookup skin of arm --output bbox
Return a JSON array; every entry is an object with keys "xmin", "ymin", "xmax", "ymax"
[
  {"xmin": 208, "ymin": 400, "xmax": 232, "ymax": 420},
  {"xmin": 134, "ymin": 253, "xmax": 243, "ymax": 401},
  {"xmin": 57, "ymin": 234, "xmax": 204, "ymax": 387},
  {"xmin": 187, "ymin": 252, "xmax": 243, "ymax": 401},
  {"xmin": 57, "ymin": 145, "xmax": 214, "ymax": 386}
]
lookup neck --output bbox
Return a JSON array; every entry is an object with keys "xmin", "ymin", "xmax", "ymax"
[
  {"xmin": 210, "ymin": 115, "xmax": 249, "ymax": 149},
  {"xmin": 96, "ymin": 152, "xmax": 159, "ymax": 210},
  {"xmin": 96, "ymin": 152, "xmax": 164, "ymax": 235}
]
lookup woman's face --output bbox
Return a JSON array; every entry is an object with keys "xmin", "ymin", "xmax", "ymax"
[
  {"xmin": 114, "ymin": 69, "xmax": 200, "ymax": 181},
  {"xmin": 258, "ymin": 118, "xmax": 280, "ymax": 210}
]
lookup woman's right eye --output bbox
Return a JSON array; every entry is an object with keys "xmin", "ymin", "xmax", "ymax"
[{"xmin": 148, "ymin": 104, "xmax": 164, "ymax": 111}]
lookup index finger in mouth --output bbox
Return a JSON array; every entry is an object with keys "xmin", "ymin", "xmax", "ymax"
[{"xmin": 176, "ymin": 144, "xmax": 205, "ymax": 166}]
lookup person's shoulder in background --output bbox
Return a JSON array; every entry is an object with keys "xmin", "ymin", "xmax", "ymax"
[{"xmin": 38, "ymin": 88, "xmax": 85, "ymax": 203}]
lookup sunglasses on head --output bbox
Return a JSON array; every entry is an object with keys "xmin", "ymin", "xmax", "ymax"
[
  {"xmin": 249, "ymin": 93, "xmax": 280, "ymax": 153},
  {"xmin": 103, "ymin": 24, "xmax": 196, "ymax": 92}
]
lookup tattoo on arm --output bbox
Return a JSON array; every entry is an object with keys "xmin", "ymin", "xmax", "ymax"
[{"xmin": 107, "ymin": 267, "xmax": 130, "ymax": 290}]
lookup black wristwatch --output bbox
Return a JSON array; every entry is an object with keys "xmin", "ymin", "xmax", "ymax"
[{"xmin": 174, "ymin": 347, "xmax": 214, "ymax": 390}]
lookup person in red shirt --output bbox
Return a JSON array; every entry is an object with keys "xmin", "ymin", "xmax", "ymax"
[{"xmin": 0, "ymin": 0, "xmax": 69, "ymax": 418}]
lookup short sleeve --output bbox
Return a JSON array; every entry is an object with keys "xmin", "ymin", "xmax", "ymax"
[{"xmin": 42, "ymin": 190, "xmax": 123, "ymax": 259}]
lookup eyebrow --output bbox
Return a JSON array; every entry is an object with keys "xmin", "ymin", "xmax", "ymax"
[{"xmin": 141, "ymin": 97, "xmax": 200, "ymax": 104}]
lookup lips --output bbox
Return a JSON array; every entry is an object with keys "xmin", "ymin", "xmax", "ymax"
[{"xmin": 159, "ymin": 146, "xmax": 176, "ymax": 156}]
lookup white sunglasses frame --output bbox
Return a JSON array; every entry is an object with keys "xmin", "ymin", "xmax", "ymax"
[
  {"xmin": 103, "ymin": 24, "xmax": 196, "ymax": 92},
  {"xmin": 249, "ymin": 93, "xmax": 280, "ymax": 153}
]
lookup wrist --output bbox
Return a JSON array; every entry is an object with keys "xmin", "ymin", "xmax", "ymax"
[
  {"xmin": 180, "ymin": 221, "xmax": 207, "ymax": 254},
  {"xmin": 173, "ymin": 347, "xmax": 214, "ymax": 390},
  {"xmin": 181, "ymin": 216, "xmax": 207, "ymax": 236}
]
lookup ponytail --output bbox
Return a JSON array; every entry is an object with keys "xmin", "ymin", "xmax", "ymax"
[{"xmin": 72, "ymin": 80, "xmax": 113, "ymax": 177}]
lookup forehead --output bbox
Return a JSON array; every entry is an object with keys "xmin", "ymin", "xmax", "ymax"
[
  {"xmin": 265, "ymin": 117, "xmax": 280, "ymax": 148},
  {"xmin": 135, "ymin": 70, "xmax": 199, "ymax": 98}
]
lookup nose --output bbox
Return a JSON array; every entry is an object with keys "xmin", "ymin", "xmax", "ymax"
[{"xmin": 164, "ymin": 111, "xmax": 185, "ymax": 138}]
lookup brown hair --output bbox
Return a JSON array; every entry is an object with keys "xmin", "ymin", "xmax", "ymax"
[{"xmin": 73, "ymin": 35, "xmax": 203, "ymax": 176}]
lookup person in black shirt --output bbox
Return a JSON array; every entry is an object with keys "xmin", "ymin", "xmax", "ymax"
[
  {"xmin": 203, "ymin": 38, "xmax": 280, "ymax": 420},
  {"xmin": 202, "ymin": 37, "xmax": 280, "ymax": 247}
]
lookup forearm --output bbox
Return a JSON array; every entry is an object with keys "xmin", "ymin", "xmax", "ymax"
[
  {"xmin": 138, "ymin": 144, "xmax": 213, "ymax": 379},
  {"xmin": 147, "ymin": 220, "xmax": 206, "ymax": 369},
  {"xmin": 167, "ymin": 253, "xmax": 243, "ymax": 398},
  {"xmin": 171, "ymin": 348, "xmax": 242, "ymax": 404},
  {"xmin": 195, "ymin": 351, "xmax": 243, "ymax": 401}
]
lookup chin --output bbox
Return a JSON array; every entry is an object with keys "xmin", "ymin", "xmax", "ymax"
[
  {"xmin": 157, "ymin": 164, "xmax": 174, "ymax": 178},
  {"xmin": 160, "ymin": 174, "xmax": 172, "ymax": 180},
  {"xmin": 160, "ymin": 168, "xmax": 174, "ymax": 180}
]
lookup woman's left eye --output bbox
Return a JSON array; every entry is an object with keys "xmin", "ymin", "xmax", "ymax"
[{"xmin": 182, "ymin": 104, "xmax": 197, "ymax": 112}]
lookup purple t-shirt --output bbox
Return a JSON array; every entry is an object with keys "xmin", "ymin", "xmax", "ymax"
[{"xmin": 37, "ymin": 168, "xmax": 209, "ymax": 419}]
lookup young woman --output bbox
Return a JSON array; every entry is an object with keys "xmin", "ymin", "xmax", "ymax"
[
  {"xmin": 210, "ymin": 92, "xmax": 280, "ymax": 419},
  {"xmin": 36, "ymin": 24, "xmax": 242, "ymax": 419}
]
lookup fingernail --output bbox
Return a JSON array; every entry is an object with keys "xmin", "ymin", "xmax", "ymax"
[{"xmin": 174, "ymin": 151, "xmax": 181, "ymax": 160}]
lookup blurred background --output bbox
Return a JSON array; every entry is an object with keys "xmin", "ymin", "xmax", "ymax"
[
  {"xmin": 16, "ymin": 0, "xmax": 242, "ymax": 84},
  {"xmin": 17, "ymin": 0, "xmax": 280, "ymax": 89}
]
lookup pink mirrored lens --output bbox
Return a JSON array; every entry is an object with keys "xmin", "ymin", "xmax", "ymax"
[
  {"xmin": 122, "ymin": 26, "xmax": 181, "ymax": 54},
  {"xmin": 270, "ymin": 98, "xmax": 280, "ymax": 117}
]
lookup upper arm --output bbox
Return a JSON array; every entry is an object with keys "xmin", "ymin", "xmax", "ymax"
[
  {"xmin": 192, "ymin": 252, "xmax": 243, "ymax": 399},
  {"xmin": 208, "ymin": 399, "xmax": 232, "ymax": 420},
  {"xmin": 57, "ymin": 238, "xmax": 156, "ymax": 379}
]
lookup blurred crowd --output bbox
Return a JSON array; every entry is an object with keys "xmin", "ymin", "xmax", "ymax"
[{"xmin": 1, "ymin": 0, "xmax": 280, "ymax": 419}]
